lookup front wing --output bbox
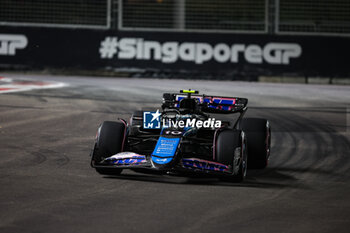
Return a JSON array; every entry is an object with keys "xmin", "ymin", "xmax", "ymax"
[{"xmin": 91, "ymin": 152, "xmax": 232, "ymax": 175}]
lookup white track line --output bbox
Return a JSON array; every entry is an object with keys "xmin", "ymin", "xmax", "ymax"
[{"xmin": 0, "ymin": 76, "xmax": 68, "ymax": 94}]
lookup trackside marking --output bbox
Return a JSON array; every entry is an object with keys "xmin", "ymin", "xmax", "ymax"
[
  {"xmin": 0, "ymin": 87, "xmax": 17, "ymax": 91},
  {"xmin": 0, "ymin": 77, "xmax": 68, "ymax": 94}
]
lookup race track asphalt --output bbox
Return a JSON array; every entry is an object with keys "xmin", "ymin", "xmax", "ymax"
[{"xmin": 0, "ymin": 74, "xmax": 349, "ymax": 233}]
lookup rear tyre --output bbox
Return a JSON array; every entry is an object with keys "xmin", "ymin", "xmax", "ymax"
[
  {"xmin": 91, "ymin": 121, "xmax": 126, "ymax": 175},
  {"xmin": 240, "ymin": 118, "xmax": 271, "ymax": 169},
  {"xmin": 216, "ymin": 129, "xmax": 247, "ymax": 182}
]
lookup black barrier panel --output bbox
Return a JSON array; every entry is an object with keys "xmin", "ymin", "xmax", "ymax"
[{"xmin": 0, "ymin": 26, "xmax": 349, "ymax": 77}]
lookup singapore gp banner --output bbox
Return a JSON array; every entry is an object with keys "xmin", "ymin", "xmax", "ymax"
[{"xmin": 0, "ymin": 26, "xmax": 349, "ymax": 77}]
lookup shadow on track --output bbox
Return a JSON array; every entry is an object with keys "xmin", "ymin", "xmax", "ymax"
[{"xmin": 101, "ymin": 167, "xmax": 306, "ymax": 189}]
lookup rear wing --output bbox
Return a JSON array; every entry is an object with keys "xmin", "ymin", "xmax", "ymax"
[{"xmin": 162, "ymin": 93, "xmax": 248, "ymax": 113}]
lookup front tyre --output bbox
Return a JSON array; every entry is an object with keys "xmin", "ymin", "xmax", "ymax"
[
  {"xmin": 216, "ymin": 129, "xmax": 247, "ymax": 182},
  {"xmin": 240, "ymin": 118, "xmax": 271, "ymax": 169},
  {"xmin": 91, "ymin": 121, "xmax": 126, "ymax": 175}
]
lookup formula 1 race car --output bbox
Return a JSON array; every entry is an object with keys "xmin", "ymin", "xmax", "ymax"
[{"xmin": 90, "ymin": 90, "xmax": 271, "ymax": 182}]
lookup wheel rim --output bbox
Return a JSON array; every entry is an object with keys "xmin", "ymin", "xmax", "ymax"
[
  {"xmin": 242, "ymin": 137, "xmax": 247, "ymax": 177},
  {"xmin": 265, "ymin": 121, "xmax": 271, "ymax": 164},
  {"xmin": 233, "ymin": 147, "xmax": 241, "ymax": 175}
]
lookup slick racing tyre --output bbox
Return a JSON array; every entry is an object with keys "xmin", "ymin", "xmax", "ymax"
[
  {"xmin": 91, "ymin": 121, "xmax": 126, "ymax": 175},
  {"xmin": 240, "ymin": 118, "xmax": 271, "ymax": 169},
  {"xmin": 216, "ymin": 129, "xmax": 248, "ymax": 182}
]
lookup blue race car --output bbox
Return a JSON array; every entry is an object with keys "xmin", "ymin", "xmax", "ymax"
[{"xmin": 90, "ymin": 90, "xmax": 271, "ymax": 182}]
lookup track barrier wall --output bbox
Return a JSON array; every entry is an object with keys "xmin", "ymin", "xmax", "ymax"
[{"xmin": 0, "ymin": 26, "xmax": 349, "ymax": 78}]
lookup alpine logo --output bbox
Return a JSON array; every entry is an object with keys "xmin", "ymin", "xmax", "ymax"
[{"xmin": 99, "ymin": 36, "xmax": 302, "ymax": 65}]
